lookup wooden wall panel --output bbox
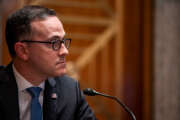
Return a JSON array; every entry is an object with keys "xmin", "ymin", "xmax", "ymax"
[
  {"xmin": 116, "ymin": 0, "xmax": 153, "ymax": 120},
  {"xmin": 142, "ymin": 0, "xmax": 153, "ymax": 120}
]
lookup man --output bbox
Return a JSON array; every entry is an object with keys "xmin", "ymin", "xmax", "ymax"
[{"xmin": 0, "ymin": 5, "xmax": 96, "ymax": 120}]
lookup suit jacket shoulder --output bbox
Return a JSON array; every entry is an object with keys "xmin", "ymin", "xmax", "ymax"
[{"xmin": 0, "ymin": 64, "xmax": 20, "ymax": 120}]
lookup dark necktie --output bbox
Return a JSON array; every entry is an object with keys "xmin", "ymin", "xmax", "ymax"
[{"xmin": 27, "ymin": 87, "xmax": 42, "ymax": 120}]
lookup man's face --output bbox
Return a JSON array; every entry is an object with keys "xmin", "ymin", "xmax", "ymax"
[{"xmin": 26, "ymin": 16, "xmax": 68, "ymax": 77}]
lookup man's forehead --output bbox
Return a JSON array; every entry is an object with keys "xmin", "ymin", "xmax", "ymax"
[
  {"xmin": 30, "ymin": 16, "xmax": 64, "ymax": 31},
  {"xmin": 31, "ymin": 16, "xmax": 62, "ymax": 26},
  {"xmin": 29, "ymin": 16, "xmax": 65, "ymax": 38}
]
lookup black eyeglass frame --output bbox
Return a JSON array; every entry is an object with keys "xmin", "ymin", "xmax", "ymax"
[{"xmin": 20, "ymin": 38, "xmax": 71, "ymax": 51}]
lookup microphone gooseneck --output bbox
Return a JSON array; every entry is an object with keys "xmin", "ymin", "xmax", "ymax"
[{"xmin": 83, "ymin": 88, "xmax": 136, "ymax": 120}]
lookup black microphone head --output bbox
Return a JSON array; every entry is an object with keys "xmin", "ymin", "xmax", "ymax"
[{"xmin": 83, "ymin": 88, "xmax": 98, "ymax": 96}]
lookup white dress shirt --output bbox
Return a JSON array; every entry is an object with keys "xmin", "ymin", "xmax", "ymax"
[{"xmin": 12, "ymin": 65, "xmax": 45, "ymax": 120}]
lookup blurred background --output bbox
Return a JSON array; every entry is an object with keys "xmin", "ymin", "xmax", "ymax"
[{"xmin": 1, "ymin": 0, "xmax": 180, "ymax": 120}]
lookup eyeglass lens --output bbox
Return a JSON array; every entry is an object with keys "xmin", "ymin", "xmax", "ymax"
[{"xmin": 52, "ymin": 39, "xmax": 71, "ymax": 50}]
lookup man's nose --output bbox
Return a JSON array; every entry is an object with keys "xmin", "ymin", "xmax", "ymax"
[{"xmin": 58, "ymin": 43, "xmax": 69, "ymax": 56}]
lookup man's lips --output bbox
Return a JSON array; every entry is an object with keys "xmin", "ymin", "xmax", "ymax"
[
  {"xmin": 56, "ymin": 60, "xmax": 66, "ymax": 65},
  {"xmin": 56, "ymin": 57, "xmax": 66, "ymax": 66}
]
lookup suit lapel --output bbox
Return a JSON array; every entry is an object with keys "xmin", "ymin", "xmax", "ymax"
[
  {"xmin": 43, "ymin": 77, "xmax": 58, "ymax": 120},
  {"xmin": 0, "ymin": 64, "xmax": 20, "ymax": 120}
]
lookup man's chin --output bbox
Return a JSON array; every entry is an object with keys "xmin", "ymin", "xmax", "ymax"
[{"xmin": 55, "ymin": 69, "xmax": 67, "ymax": 76}]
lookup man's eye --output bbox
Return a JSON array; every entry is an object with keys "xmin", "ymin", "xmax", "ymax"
[
  {"xmin": 51, "ymin": 39, "xmax": 58, "ymax": 43},
  {"xmin": 51, "ymin": 38, "xmax": 60, "ymax": 41}
]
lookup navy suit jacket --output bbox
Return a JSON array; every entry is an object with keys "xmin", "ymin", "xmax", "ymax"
[{"xmin": 0, "ymin": 64, "xmax": 97, "ymax": 120}]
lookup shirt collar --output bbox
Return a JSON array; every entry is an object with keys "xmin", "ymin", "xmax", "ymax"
[{"xmin": 12, "ymin": 64, "xmax": 45, "ymax": 92}]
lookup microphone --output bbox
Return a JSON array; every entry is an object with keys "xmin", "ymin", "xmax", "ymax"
[{"xmin": 83, "ymin": 88, "xmax": 136, "ymax": 120}]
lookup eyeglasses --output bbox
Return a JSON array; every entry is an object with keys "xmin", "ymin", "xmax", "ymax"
[{"xmin": 20, "ymin": 38, "xmax": 71, "ymax": 51}]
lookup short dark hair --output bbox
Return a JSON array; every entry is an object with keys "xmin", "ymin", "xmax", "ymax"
[{"xmin": 5, "ymin": 5, "xmax": 56, "ymax": 58}]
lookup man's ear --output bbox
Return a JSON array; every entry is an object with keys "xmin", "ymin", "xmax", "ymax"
[{"xmin": 14, "ymin": 42, "xmax": 29, "ymax": 61}]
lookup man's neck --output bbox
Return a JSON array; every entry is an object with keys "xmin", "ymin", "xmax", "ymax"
[{"xmin": 13, "ymin": 59, "xmax": 47, "ymax": 86}]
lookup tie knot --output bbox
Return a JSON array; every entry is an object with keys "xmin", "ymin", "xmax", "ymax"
[{"xmin": 26, "ymin": 87, "xmax": 42, "ymax": 98}]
